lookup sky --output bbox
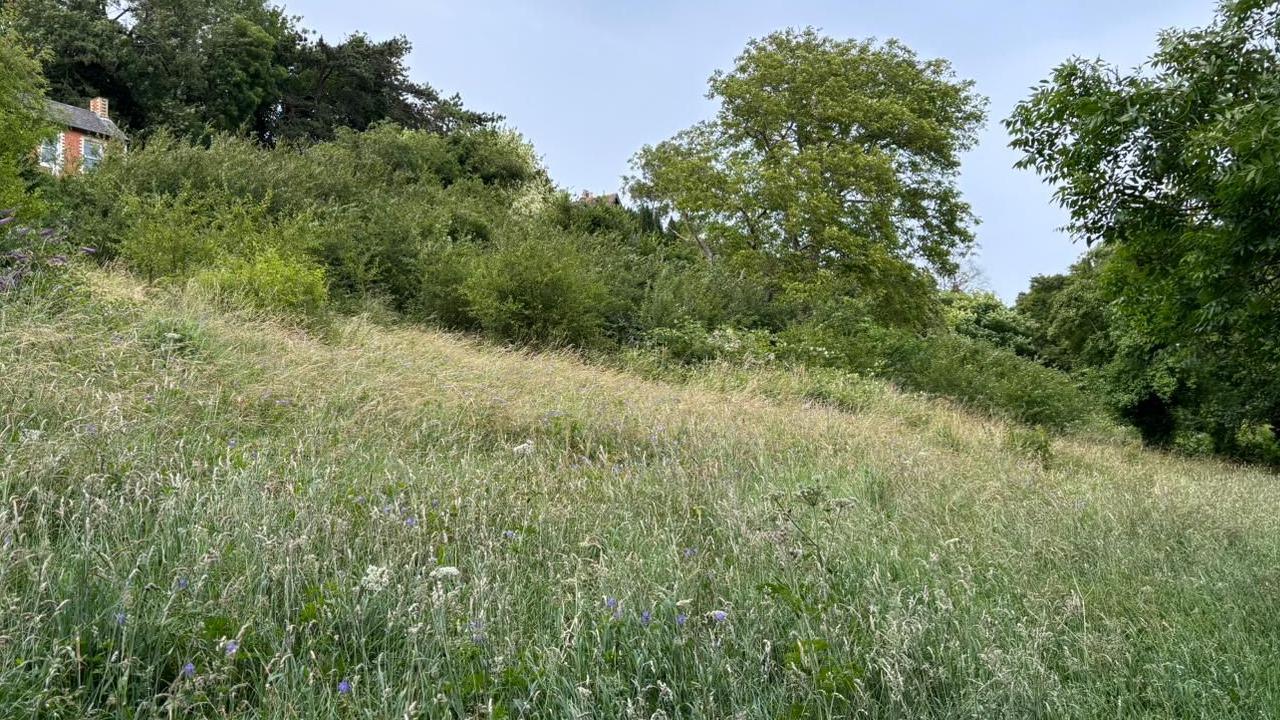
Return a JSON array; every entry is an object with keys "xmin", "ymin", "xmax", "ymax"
[{"xmin": 283, "ymin": 0, "xmax": 1216, "ymax": 301}]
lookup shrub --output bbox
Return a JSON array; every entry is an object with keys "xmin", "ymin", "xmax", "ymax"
[
  {"xmin": 462, "ymin": 226, "xmax": 614, "ymax": 348},
  {"xmin": 194, "ymin": 249, "xmax": 328, "ymax": 315},
  {"xmin": 782, "ymin": 314, "xmax": 1106, "ymax": 432}
]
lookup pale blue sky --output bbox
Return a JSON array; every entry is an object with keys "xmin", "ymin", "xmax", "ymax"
[{"xmin": 283, "ymin": 0, "xmax": 1214, "ymax": 300}]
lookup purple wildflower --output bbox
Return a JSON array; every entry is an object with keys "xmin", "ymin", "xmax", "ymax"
[
  {"xmin": 224, "ymin": 639, "xmax": 239, "ymax": 656},
  {"xmin": 683, "ymin": 547, "xmax": 698, "ymax": 559},
  {"xmin": 114, "ymin": 611, "xmax": 127, "ymax": 626},
  {"xmin": 176, "ymin": 577, "xmax": 189, "ymax": 591},
  {"xmin": 337, "ymin": 679, "xmax": 352, "ymax": 695},
  {"xmin": 710, "ymin": 610, "xmax": 728, "ymax": 623},
  {"xmin": 502, "ymin": 529, "xmax": 518, "ymax": 540},
  {"xmin": 676, "ymin": 613, "xmax": 688, "ymax": 627},
  {"xmin": 604, "ymin": 596, "xmax": 618, "ymax": 611},
  {"xmin": 181, "ymin": 662, "xmax": 196, "ymax": 679},
  {"xmin": 640, "ymin": 610, "xmax": 652, "ymax": 627},
  {"xmin": 404, "ymin": 516, "xmax": 417, "ymax": 528}
]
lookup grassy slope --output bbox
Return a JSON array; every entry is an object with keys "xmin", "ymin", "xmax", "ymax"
[{"xmin": 1, "ymin": 272, "xmax": 1278, "ymax": 719}]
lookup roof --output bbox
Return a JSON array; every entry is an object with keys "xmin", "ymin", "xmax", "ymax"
[
  {"xmin": 578, "ymin": 192, "xmax": 622, "ymax": 206},
  {"xmin": 45, "ymin": 100, "xmax": 128, "ymax": 141}
]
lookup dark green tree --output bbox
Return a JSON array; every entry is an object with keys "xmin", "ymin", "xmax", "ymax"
[
  {"xmin": 1007, "ymin": 0, "xmax": 1280, "ymax": 459},
  {"xmin": 7, "ymin": 0, "xmax": 495, "ymax": 142}
]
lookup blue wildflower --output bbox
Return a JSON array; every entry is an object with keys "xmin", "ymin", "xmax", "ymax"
[
  {"xmin": 337, "ymin": 679, "xmax": 352, "ymax": 695},
  {"xmin": 502, "ymin": 529, "xmax": 518, "ymax": 540},
  {"xmin": 225, "ymin": 639, "xmax": 239, "ymax": 656},
  {"xmin": 114, "ymin": 611, "xmax": 127, "ymax": 626},
  {"xmin": 676, "ymin": 613, "xmax": 688, "ymax": 627},
  {"xmin": 604, "ymin": 596, "xmax": 618, "ymax": 611},
  {"xmin": 683, "ymin": 547, "xmax": 698, "ymax": 559},
  {"xmin": 641, "ymin": 610, "xmax": 652, "ymax": 627},
  {"xmin": 176, "ymin": 577, "xmax": 189, "ymax": 591},
  {"xmin": 181, "ymin": 662, "xmax": 196, "ymax": 679},
  {"xmin": 710, "ymin": 610, "xmax": 728, "ymax": 623},
  {"xmin": 404, "ymin": 516, "xmax": 417, "ymax": 528}
]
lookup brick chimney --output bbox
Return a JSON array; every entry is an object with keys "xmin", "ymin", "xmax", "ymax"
[{"xmin": 88, "ymin": 97, "xmax": 109, "ymax": 119}]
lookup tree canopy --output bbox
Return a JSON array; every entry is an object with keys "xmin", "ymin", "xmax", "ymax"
[
  {"xmin": 7, "ymin": 0, "xmax": 497, "ymax": 143},
  {"xmin": 0, "ymin": 14, "xmax": 52, "ymax": 214},
  {"xmin": 1007, "ymin": 0, "xmax": 1280, "ymax": 459},
  {"xmin": 630, "ymin": 28, "xmax": 987, "ymax": 328}
]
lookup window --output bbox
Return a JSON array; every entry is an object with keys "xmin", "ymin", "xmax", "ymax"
[
  {"xmin": 82, "ymin": 138, "xmax": 104, "ymax": 171},
  {"xmin": 38, "ymin": 135, "xmax": 62, "ymax": 172}
]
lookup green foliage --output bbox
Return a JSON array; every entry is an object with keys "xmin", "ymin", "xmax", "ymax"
[
  {"xmin": 630, "ymin": 28, "xmax": 987, "ymax": 328},
  {"xmin": 940, "ymin": 290, "xmax": 1037, "ymax": 357},
  {"xmin": 8, "ymin": 0, "xmax": 497, "ymax": 143},
  {"xmin": 783, "ymin": 310, "xmax": 1103, "ymax": 431},
  {"xmin": 462, "ymin": 226, "xmax": 614, "ymax": 348},
  {"xmin": 1008, "ymin": 1, "xmax": 1280, "ymax": 461},
  {"xmin": 195, "ymin": 249, "xmax": 328, "ymax": 316},
  {"xmin": 0, "ymin": 17, "xmax": 54, "ymax": 216}
]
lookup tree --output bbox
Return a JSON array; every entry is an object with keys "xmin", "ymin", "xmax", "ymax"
[
  {"xmin": 7, "ymin": 0, "xmax": 496, "ymax": 143},
  {"xmin": 629, "ymin": 28, "xmax": 987, "ymax": 328},
  {"xmin": 0, "ymin": 14, "xmax": 53, "ymax": 215},
  {"xmin": 1007, "ymin": 0, "xmax": 1280, "ymax": 459}
]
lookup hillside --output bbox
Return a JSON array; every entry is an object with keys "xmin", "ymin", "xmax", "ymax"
[{"xmin": 2, "ymin": 272, "xmax": 1278, "ymax": 719}]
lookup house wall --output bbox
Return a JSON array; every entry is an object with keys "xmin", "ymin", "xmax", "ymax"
[{"xmin": 60, "ymin": 128, "xmax": 85, "ymax": 174}]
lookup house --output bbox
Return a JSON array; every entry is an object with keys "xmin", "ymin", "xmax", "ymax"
[
  {"xmin": 576, "ymin": 191, "xmax": 622, "ymax": 207},
  {"xmin": 37, "ymin": 97, "xmax": 128, "ymax": 175}
]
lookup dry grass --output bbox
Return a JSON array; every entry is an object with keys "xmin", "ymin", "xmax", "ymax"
[{"xmin": 0, "ymin": 270, "xmax": 1276, "ymax": 719}]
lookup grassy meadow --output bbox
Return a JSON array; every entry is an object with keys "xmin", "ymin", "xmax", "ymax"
[{"xmin": 1, "ymin": 271, "xmax": 1278, "ymax": 719}]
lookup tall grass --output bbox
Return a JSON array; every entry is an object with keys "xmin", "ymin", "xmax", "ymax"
[{"xmin": 1, "ymin": 272, "xmax": 1277, "ymax": 718}]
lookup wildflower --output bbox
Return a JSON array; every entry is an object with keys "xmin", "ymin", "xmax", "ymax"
[
  {"xmin": 114, "ymin": 611, "xmax": 127, "ymax": 626},
  {"xmin": 176, "ymin": 577, "xmax": 189, "ymax": 591},
  {"xmin": 604, "ymin": 596, "xmax": 618, "ymax": 611},
  {"xmin": 360, "ymin": 565, "xmax": 392, "ymax": 593},
  {"xmin": 337, "ymin": 679, "xmax": 352, "ymax": 695},
  {"xmin": 502, "ymin": 529, "xmax": 518, "ymax": 540},
  {"xmin": 181, "ymin": 662, "xmax": 196, "ymax": 679},
  {"xmin": 641, "ymin": 610, "xmax": 652, "ymax": 627},
  {"xmin": 682, "ymin": 547, "xmax": 698, "ymax": 559},
  {"xmin": 225, "ymin": 639, "xmax": 239, "ymax": 656},
  {"xmin": 675, "ymin": 613, "xmax": 688, "ymax": 627},
  {"xmin": 428, "ymin": 566, "xmax": 461, "ymax": 581},
  {"xmin": 710, "ymin": 610, "xmax": 728, "ymax": 623},
  {"xmin": 404, "ymin": 516, "xmax": 417, "ymax": 528}
]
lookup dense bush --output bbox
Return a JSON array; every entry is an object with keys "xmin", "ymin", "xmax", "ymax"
[
  {"xmin": 781, "ymin": 308, "xmax": 1104, "ymax": 431},
  {"xmin": 194, "ymin": 249, "xmax": 328, "ymax": 316},
  {"xmin": 48, "ymin": 123, "xmax": 1117, "ymax": 437},
  {"xmin": 462, "ymin": 226, "xmax": 614, "ymax": 348}
]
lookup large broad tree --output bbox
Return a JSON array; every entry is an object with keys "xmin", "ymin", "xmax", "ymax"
[
  {"xmin": 1007, "ymin": 0, "xmax": 1280, "ymax": 458},
  {"xmin": 629, "ymin": 28, "xmax": 987, "ymax": 328}
]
